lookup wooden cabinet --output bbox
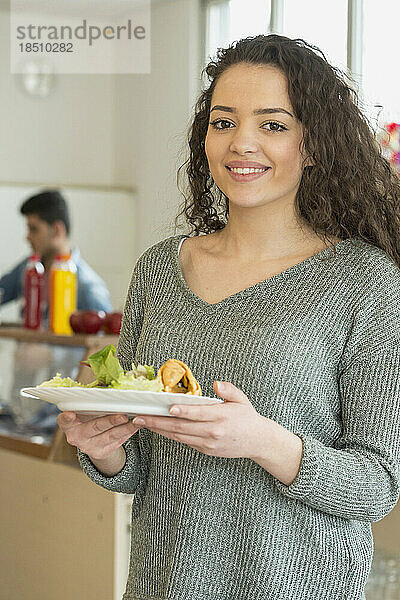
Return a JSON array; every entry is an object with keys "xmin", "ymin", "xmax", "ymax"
[{"xmin": 0, "ymin": 449, "xmax": 116, "ymax": 600}]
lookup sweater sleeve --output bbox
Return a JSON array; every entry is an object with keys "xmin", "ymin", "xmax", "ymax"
[
  {"xmin": 273, "ymin": 253, "xmax": 400, "ymax": 522},
  {"xmin": 77, "ymin": 253, "xmax": 151, "ymax": 494}
]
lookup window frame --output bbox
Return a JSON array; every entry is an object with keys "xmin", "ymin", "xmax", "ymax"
[{"xmin": 203, "ymin": 0, "xmax": 364, "ymax": 91}]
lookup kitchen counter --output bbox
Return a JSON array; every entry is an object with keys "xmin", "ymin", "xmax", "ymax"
[{"xmin": 0, "ymin": 325, "xmax": 119, "ymax": 463}]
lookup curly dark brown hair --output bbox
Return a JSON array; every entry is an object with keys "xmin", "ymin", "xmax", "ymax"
[{"xmin": 175, "ymin": 34, "xmax": 400, "ymax": 266}]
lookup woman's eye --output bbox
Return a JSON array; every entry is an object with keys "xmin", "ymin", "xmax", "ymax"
[
  {"xmin": 209, "ymin": 119, "xmax": 287, "ymax": 132},
  {"xmin": 264, "ymin": 121, "xmax": 287, "ymax": 132},
  {"xmin": 209, "ymin": 119, "xmax": 232, "ymax": 130}
]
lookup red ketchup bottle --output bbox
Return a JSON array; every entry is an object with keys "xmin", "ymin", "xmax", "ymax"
[{"xmin": 24, "ymin": 254, "xmax": 45, "ymax": 329}]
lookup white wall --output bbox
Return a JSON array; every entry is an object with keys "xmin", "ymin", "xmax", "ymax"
[
  {"xmin": 0, "ymin": 9, "xmax": 117, "ymax": 187},
  {"xmin": 104, "ymin": 0, "xmax": 204, "ymax": 255}
]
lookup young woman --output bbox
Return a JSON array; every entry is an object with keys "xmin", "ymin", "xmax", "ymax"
[{"xmin": 59, "ymin": 35, "xmax": 400, "ymax": 600}]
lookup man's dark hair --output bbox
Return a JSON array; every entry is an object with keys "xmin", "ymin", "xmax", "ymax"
[{"xmin": 20, "ymin": 190, "xmax": 71, "ymax": 235}]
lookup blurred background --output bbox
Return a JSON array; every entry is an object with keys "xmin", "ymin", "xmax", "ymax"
[{"xmin": 0, "ymin": 1, "xmax": 399, "ymax": 599}]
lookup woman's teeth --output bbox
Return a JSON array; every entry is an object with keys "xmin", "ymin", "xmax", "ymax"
[{"xmin": 229, "ymin": 167, "xmax": 267, "ymax": 174}]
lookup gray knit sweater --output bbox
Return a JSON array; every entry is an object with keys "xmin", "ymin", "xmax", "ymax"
[{"xmin": 78, "ymin": 234, "xmax": 400, "ymax": 600}]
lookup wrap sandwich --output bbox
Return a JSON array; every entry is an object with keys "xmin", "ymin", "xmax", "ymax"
[{"xmin": 158, "ymin": 358, "xmax": 202, "ymax": 395}]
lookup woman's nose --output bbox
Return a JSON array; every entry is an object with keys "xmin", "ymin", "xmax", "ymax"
[{"xmin": 229, "ymin": 126, "xmax": 259, "ymax": 154}]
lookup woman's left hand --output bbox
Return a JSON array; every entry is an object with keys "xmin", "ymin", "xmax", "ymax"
[{"xmin": 132, "ymin": 380, "xmax": 266, "ymax": 459}]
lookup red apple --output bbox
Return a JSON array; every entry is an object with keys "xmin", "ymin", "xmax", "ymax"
[
  {"xmin": 69, "ymin": 310, "xmax": 106, "ymax": 334},
  {"xmin": 80, "ymin": 310, "xmax": 106, "ymax": 334},
  {"xmin": 69, "ymin": 311, "xmax": 84, "ymax": 333},
  {"xmin": 103, "ymin": 311, "xmax": 122, "ymax": 335}
]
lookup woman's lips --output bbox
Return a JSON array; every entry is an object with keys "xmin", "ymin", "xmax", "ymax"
[{"xmin": 226, "ymin": 166, "xmax": 271, "ymax": 182}]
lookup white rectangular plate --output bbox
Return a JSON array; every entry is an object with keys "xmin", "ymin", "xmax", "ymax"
[{"xmin": 20, "ymin": 387, "xmax": 223, "ymax": 417}]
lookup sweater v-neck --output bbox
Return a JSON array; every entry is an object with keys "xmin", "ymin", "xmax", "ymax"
[{"xmin": 171, "ymin": 234, "xmax": 353, "ymax": 310}]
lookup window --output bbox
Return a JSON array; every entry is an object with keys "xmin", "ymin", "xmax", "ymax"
[
  {"xmin": 362, "ymin": 0, "xmax": 400, "ymax": 122},
  {"xmin": 205, "ymin": 0, "xmax": 271, "ymax": 63},
  {"xmin": 283, "ymin": 0, "xmax": 348, "ymax": 71},
  {"xmin": 205, "ymin": 0, "xmax": 346, "ymax": 70}
]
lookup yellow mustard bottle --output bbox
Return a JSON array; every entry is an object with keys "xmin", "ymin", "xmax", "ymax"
[{"xmin": 49, "ymin": 253, "xmax": 77, "ymax": 335}]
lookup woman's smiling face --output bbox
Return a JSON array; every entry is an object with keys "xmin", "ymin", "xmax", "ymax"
[{"xmin": 205, "ymin": 63, "xmax": 309, "ymax": 210}]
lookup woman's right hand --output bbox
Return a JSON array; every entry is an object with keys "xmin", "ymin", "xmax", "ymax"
[{"xmin": 57, "ymin": 411, "xmax": 141, "ymax": 460}]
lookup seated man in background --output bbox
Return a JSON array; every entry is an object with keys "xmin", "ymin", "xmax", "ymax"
[
  {"xmin": 0, "ymin": 188, "xmax": 112, "ymax": 313},
  {"xmin": 0, "ymin": 190, "xmax": 112, "ymax": 429}
]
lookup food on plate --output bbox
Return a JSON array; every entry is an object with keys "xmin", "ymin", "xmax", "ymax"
[
  {"xmin": 38, "ymin": 374, "xmax": 84, "ymax": 388},
  {"xmin": 159, "ymin": 359, "xmax": 202, "ymax": 395},
  {"xmin": 38, "ymin": 344, "xmax": 202, "ymax": 395},
  {"xmin": 69, "ymin": 310, "xmax": 106, "ymax": 334}
]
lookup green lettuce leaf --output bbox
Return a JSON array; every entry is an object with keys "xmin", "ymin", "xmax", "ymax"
[
  {"xmin": 144, "ymin": 365, "xmax": 155, "ymax": 380},
  {"xmin": 81, "ymin": 344, "xmax": 123, "ymax": 386},
  {"xmin": 110, "ymin": 373, "xmax": 163, "ymax": 391},
  {"xmin": 38, "ymin": 373, "xmax": 83, "ymax": 388}
]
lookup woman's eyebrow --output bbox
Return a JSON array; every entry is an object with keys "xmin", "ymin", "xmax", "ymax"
[{"xmin": 210, "ymin": 105, "xmax": 294, "ymax": 118}]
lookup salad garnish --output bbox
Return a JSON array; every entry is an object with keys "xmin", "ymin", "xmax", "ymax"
[{"xmin": 39, "ymin": 344, "xmax": 163, "ymax": 392}]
